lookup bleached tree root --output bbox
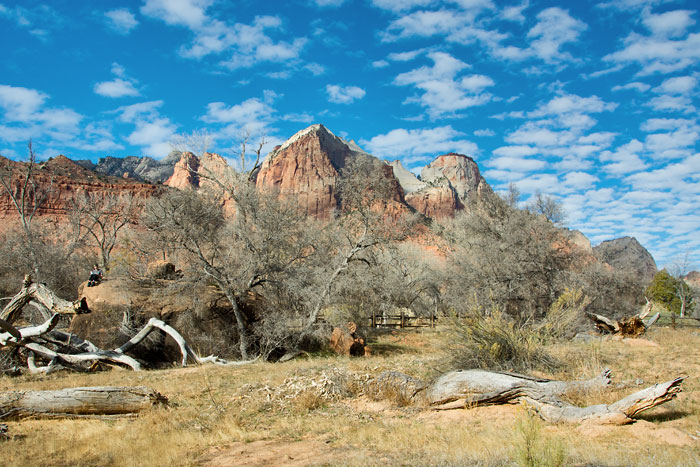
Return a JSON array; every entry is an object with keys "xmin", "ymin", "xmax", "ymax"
[
  {"xmin": 426, "ymin": 369, "xmax": 684, "ymax": 425},
  {"xmin": 0, "ymin": 386, "xmax": 167, "ymax": 420}
]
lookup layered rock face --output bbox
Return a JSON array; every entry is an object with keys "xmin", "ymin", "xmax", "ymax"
[
  {"xmin": 392, "ymin": 153, "xmax": 492, "ymax": 218},
  {"xmin": 0, "ymin": 155, "xmax": 161, "ymax": 221},
  {"xmin": 593, "ymin": 236, "xmax": 658, "ymax": 282},
  {"xmin": 256, "ymin": 124, "xmax": 404, "ymax": 218}
]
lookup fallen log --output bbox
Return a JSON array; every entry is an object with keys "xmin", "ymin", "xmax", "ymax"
[
  {"xmin": 424, "ymin": 369, "xmax": 684, "ymax": 425},
  {"xmin": 0, "ymin": 386, "xmax": 167, "ymax": 420},
  {"xmin": 427, "ymin": 369, "xmax": 612, "ymax": 407}
]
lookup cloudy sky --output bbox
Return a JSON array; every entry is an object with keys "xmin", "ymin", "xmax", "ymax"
[{"xmin": 0, "ymin": 0, "xmax": 699, "ymax": 267}]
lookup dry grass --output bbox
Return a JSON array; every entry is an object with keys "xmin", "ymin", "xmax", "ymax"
[{"xmin": 2, "ymin": 327, "xmax": 700, "ymax": 466}]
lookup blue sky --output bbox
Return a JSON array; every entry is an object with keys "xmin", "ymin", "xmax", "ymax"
[{"xmin": 0, "ymin": 0, "xmax": 699, "ymax": 267}]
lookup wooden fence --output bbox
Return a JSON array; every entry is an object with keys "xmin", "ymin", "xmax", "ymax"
[{"xmin": 366, "ymin": 312, "xmax": 436, "ymax": 329}]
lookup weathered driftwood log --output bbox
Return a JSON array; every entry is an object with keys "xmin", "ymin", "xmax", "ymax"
[
  {"xmin": 587, "ymin": 300, "xmax": 659, "ymax": 337},
  {"xmin": 425, "ymin": 369, "xmax": 684, "ymax": 424},
  {"xmin": 0, "ymin": 386, "xmax": 167, "ymax": 420}
]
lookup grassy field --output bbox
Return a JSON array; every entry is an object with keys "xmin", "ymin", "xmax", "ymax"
[{"xmin": 2, "ymin": 326, "xmax": 699, "ymax": 466}]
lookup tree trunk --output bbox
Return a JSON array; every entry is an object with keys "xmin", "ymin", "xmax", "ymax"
[
  {"xmin": 0, "ymin": 386, "xmax": 167, "ymax": 420},
  {"xmin": 425, "ymin": 369, "xmax": 684, "ymax": 425}
]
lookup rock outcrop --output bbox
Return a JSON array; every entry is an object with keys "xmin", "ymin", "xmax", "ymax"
[
  {"xmin": 388, "ymin": 160, "xmax": 426, "ymax": 193},
  {"xmin": 88, "ymin": 152, "xmax": 180, "ymax": 183},
  {"xmin": 593, "ymin": 236, "xmax": 658, "ymax": 282}
]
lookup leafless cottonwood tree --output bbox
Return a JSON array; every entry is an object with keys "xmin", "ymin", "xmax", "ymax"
[
  {"xmin": 69, "ymin": 192, "xmax": 140, "ymax": 270},
  {"xmin": 144, "ymin": 131, "xmax": 328, "ymax": 359},
  {"xmin": 304, "ymin": 155, "xmax": 418, "ymax": 329}
]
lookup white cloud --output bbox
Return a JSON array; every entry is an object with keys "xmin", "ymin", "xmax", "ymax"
[
  {"xmin": 562, "ymin": 171, "xmax": 598, "ymax": 190},
  {"xmin": 652, "ymin": 75, "xmax": 697, "ymax": 94},
  {"xmin": 393, "ymin": 51, "xmax": 493, "ymax": 118},
  {"xmin": 360, "ymin": 126, "xmax": 478, "ymax": 162},
  {"xmin": 646, "ymin": 95, "xmax": 695, "ymax": 113},
  {"xmin": 372, "ymin": 59, "xmax": 390, "ymax": 68},
  {"xmin": 326, "ymin": 84, "xmax": 366, "ymax": 104},
  {"xmin": 140, "ymin": 0, "xmax": 212, "ymax": 29},
  {"xmin": 127, "ymin": 118, "xmax": 177, "ymax": 158},
  {"xmin": 641, "ymin": 117, "xmax": 697, "ymax": 132},
  {"xmin": 526, "ymin": 7, "xmax": 587, "ymax": 63},
  {"xmin": 501, "ymin": 0, "xmax": 528, "ymax": 22},
  {"xmin": 473, "ymin": 129, "xmax": 495, "ymax": 137},
  {"xmin": 202, "ymin": 91, "xmax": 278, "ymax": 138},
  {"xmin": 604, "ymin": 30, "xmax": 700, "ymax": 75},
  {"xmin": 388, "ymin": 49, "xmax": 426, "ymax": 62},
  {"xmin": 104, "ymin": 8, "xmax": 138, "ymax": 34},
  {"xmin": 94, "ymin": 79, "xmax": 139, "ymax": 98},
  {"xmin": 488, "ymin": 156, "xmax": 546, "ymax": 171},
  {"xmin": 611, "ymin": 82, "xmax": 651, "ymax": 92},
  {"xmin": 93, "ymin": 63, "xmax": 140, "ymax": 98},
  {"xmin": 643, "ymin": 9, "xmax": 696, "ymax": 38},
  {"xmin": 304, "ymin": 63, "xmax": 326, "ymax": 75},
  {"xmin": 313, "ymin": 0, "xmax": 346, "ymax": 6},
  {"xmin": 645, "ymin": 128, "xmax": 699, "ymax": 155},
  {"xmin": 599, "ymin": 139, "xmax": 648, "ymax": 174},
  {"xmin": 492, "ymin": 145, "xmax": 538, "ymax": 157},
  {"xmin": 142, "ymin": 3, "xmax": 307, "ymax": 71},
  {"xmin": 0, "ymin": 84, "xmax": 47, "ymax": 122},
  {"xmin": 371, "ymin": 0, "xmax": 434, "ymax": 13}
]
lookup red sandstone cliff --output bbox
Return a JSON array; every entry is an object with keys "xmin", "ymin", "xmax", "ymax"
[{"xmin": 0, "ymin": 155, "xmax": 161, "ymax": 222}]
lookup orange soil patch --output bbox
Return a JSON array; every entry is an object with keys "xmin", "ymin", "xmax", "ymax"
[{"xmin": 199, "ymin": 439, "xmax": 338, "ymax": 466}]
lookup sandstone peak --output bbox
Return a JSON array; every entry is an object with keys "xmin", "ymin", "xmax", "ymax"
[
  {"xmin": 256, "ymin": 123, "xmax": 402, "ymax": 218},
  {"xmin": 593, "ymin": 236, "xmax": 658, "ymax": 283}
]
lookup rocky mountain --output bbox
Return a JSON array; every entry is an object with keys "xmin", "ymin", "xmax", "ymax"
[
  {"xmin": 255, "ymin": 124, "xmax": 405, "ymax": 218},
  {"xmin": 78, "ymin": 152, "xmax": 181, "ymax": 183},
  {"xmin": 390, "ymin": 153, "xmax": 493, "ymax": 218},
  {"xmin": 593, "ymin": 236, "xmax": 658, "ymax": 282}
]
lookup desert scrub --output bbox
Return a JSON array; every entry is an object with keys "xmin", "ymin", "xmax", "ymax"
[{"xmin": 445, "ymin": 306, "xmax": 557, "ymax": 373}]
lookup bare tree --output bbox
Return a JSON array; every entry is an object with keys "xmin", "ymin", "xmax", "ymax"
[
  {"xmin": 527, "ymin": 190, "xmax": 566, "ymax": 226},
  {"xmin": 501, "ymin": 182, "xmax": 521, "ymax": 208},
  {"xmin": 69, "ymin": 192, "xmax": 139, "ymax": 271},
  {"xmin": 669, "ymin": 251, "xmax": 696, "ymax": 317},
  {"xmin": 0, "ymin": 142, "xmax": 52, "ymax": 277},
  {"xmin": 304, "ymin": 155, "xmax": 417, "ymax": 329}
]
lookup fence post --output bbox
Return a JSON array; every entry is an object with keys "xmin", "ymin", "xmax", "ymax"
[
  {"xmin": 671, "ymin": 314, "xmax": 676, "ymax": 329},
  {"xmin": 400, "ymin": 311, "xmax": 404, "ymax": 329}
]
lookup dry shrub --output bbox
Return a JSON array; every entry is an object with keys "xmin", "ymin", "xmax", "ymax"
[
  {"xmin": 512, "ymin": 411, "xmax": 567, "ymax": 467},
  {"xmin": 537, "ymin": 288, "xmax": 591, "ymax": 341},
  {"xmin": 446, "ymin": 305, "xmax": 557, "ymax": 373},
  {"xmin": 367, "ymin": 371, "xmax": 426, "ymax": 407}
]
